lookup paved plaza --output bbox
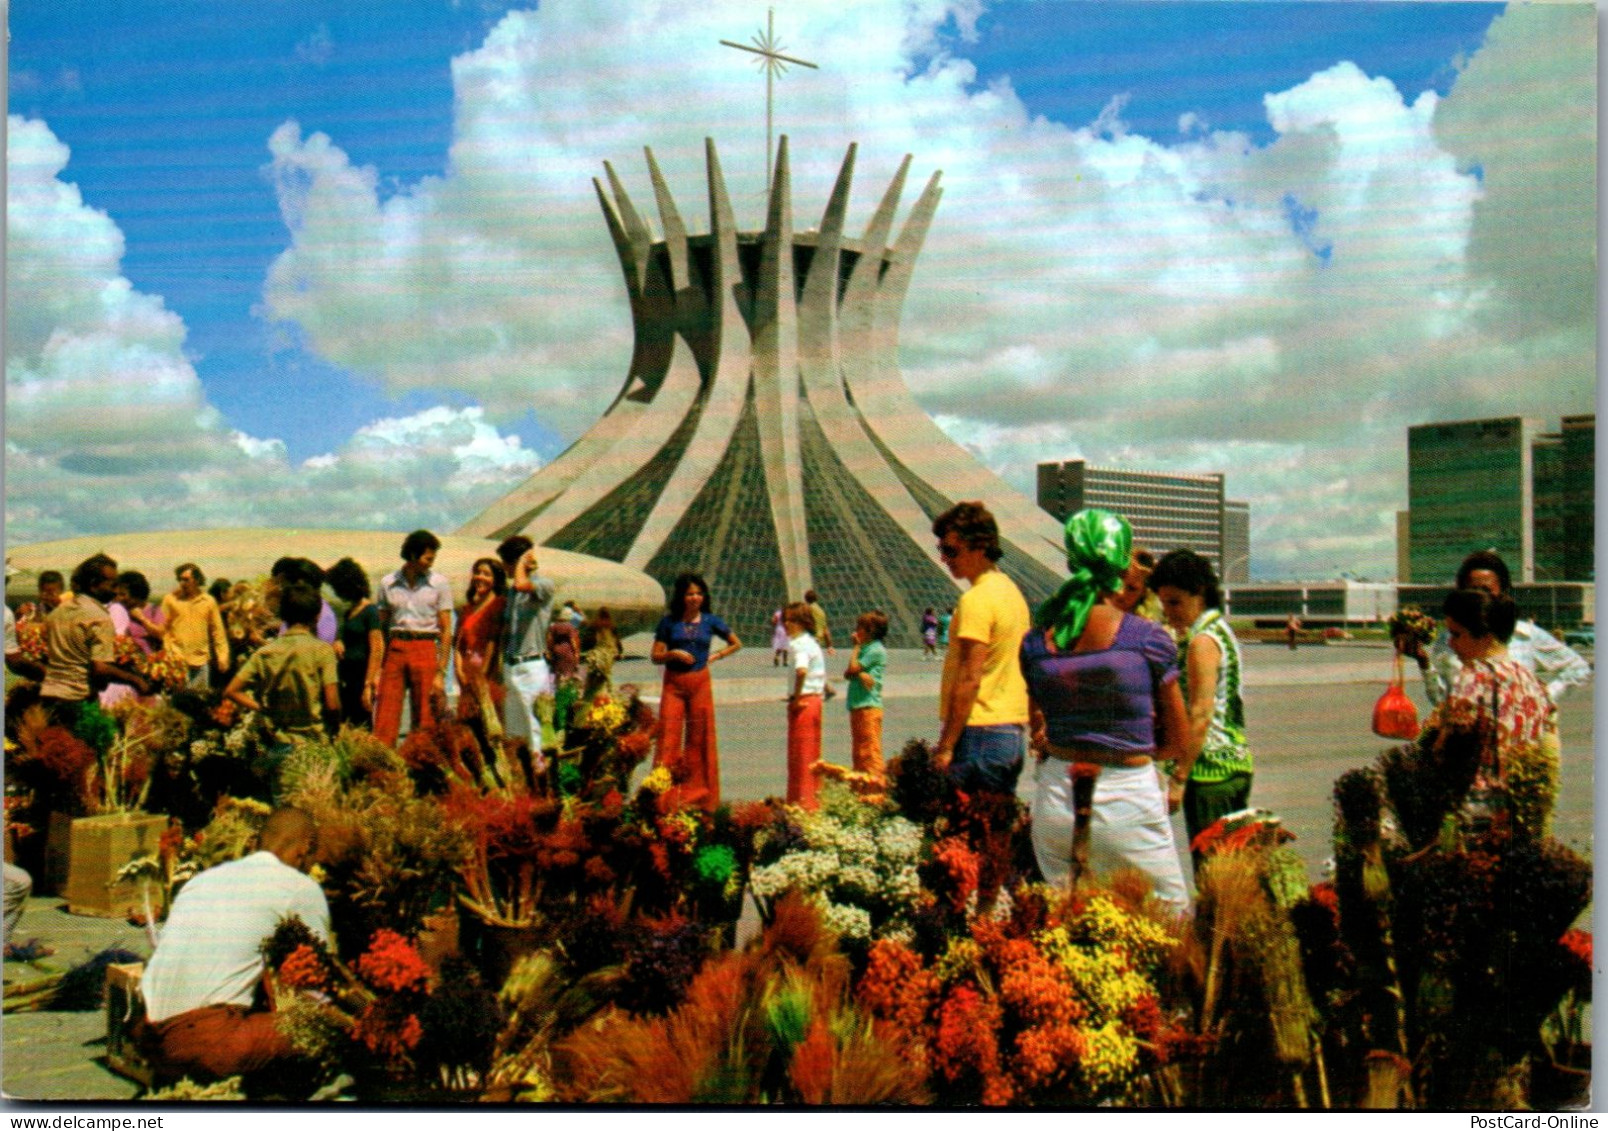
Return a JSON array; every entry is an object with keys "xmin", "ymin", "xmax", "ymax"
[{"xmin": 2, "ymin": 637, "xmax": 1593, "ymax": 1102}]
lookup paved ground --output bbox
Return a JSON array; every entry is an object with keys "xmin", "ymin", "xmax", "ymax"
[
  {"xmin": 2, "ymin": 637, "xmax": 1593, "ymax": 1102},
  {"xmin": 615, "ymin": 638, "xmax": 1595, "ymax": 880}
]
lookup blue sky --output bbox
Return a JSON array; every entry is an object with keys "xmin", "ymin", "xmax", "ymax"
[{"xmin": 6, "ymin": 1, "xmax": 1595, "ymax": 578}]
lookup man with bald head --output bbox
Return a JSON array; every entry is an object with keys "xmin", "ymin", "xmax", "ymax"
[{"xmin": 140, "ymin": 807, "xmax": 330, "ymax": 1086}]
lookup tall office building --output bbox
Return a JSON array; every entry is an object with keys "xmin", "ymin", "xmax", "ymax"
[
  {"xmin": 1534, "ymin": 415, "xmax": 1595, "ymax": 582},
  {"xmin": 1036, "ymin": 460, "xmax": 1248, "ymax": 577},
  {"xmin": 1406, "ymin": 414, "xmax": 1593, "ymax": 584},
  {"xmin": 1407, "ymin": 417, "xmax": 1540, "ymax": 584},
  {"xmin": 1222, "ymin": 500, "xmax": 1251, "ymax": 583}
]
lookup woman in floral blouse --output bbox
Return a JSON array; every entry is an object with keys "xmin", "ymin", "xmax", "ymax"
[{"xmin": 1433, "ymin": 587, "xmax": 1556, "ymax": 806}]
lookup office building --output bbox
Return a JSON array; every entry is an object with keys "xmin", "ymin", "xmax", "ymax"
[
  {"xmin": 1407, "ymin": 416, "xmax": 1540, "ymax": 584},
  {"xmin": 1405, "ymin": 414, "xmax": 1593, "ymax": 584},
  {"xmin": 1036, "ymin": 460, "xmax": 1248, "ymax": 577},
  {"xmin": 1222, "ymin": 500, "xmax": 1251, "ymax": 583}
]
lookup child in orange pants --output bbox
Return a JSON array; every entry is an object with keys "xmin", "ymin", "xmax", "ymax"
[
  {"xmin": 783, "ymin": 602, "xmax": 826, "ymax": 809},
  {"xmin": 844, "ymin": 610, "xmax": 889, "ymax": 784}
]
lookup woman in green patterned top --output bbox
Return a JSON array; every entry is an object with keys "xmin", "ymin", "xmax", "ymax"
[{"xmin": 1149, "ymin": 549, "xmax": 1252, "ymax": 870}]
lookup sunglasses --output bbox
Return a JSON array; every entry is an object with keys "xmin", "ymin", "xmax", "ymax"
[{"xmin": 936, "ymin": 543, "xmax": 961, "ymax": 560}]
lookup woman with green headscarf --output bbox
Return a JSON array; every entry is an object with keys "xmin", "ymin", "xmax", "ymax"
[{"xmin": 1018, "ymin": 509, "xmax": 1190, "ymax": 910}]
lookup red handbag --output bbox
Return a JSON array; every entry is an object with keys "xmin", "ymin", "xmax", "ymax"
[{"xmin": 1372, "ymin": 653, "xmax": 1421, "ymax": 740}]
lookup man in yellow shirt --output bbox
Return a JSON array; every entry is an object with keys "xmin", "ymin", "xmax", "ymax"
[
  {"xmin": 160, "ymin": 563, "xmax": 230, "ymax": 690},
  {"xmin": 932, "ymin": 501, "xmax": 1031, "ymax": 795}
]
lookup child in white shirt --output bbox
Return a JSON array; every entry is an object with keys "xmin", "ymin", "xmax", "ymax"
[{"xmin": 783, "ymin": 601, "xmax": 826, "ymax": 809}]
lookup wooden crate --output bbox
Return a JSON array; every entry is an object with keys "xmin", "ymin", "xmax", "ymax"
[
  {"xmin": 105, "ymin": 961, "xmax": 155, "ymax": 1088},
  {"xmin": 63, "ymin": 812, "xmax": 166, "ymax": 919}
]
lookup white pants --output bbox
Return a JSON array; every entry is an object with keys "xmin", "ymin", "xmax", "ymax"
[
  {"xmin": 503, "ymin": 658, "xmax": 553, "ymax": 746},
  {"xmin": 1031, "ymin": 759, "xmax": 1189, "ymax": 912}
]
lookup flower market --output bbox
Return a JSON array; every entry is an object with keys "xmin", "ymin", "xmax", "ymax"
[{"xmin": 1, "ymin": 573, "xmax": 1592, "ymax": 1110}]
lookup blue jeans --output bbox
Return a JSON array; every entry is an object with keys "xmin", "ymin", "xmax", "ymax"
[{"xmin": 950, "ymin": 724, "xmax": 1026, "ymax": 794}]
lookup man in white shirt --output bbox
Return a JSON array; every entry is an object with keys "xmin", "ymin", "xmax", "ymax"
[
  {"xmin": 373, "ymin": 530, "xmax": 454, "ymax": 747},
  {"xmin": 140, "ymin": 807, "xmax": 330, "ymax": 1084},
  {"xmin": 1400, "ymin": 550, "xmax": 1591, "ymax": 706}
]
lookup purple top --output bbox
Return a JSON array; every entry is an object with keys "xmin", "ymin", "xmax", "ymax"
[
  {"xmin": 654, "ymin": 613, "xmax": 733, "ymax": 674},
  {"xmin": 1020, "ymin": 614, "xmax": 1179, "ymax": 754},
  {"xmin": 278, "ymin": 599, "xmax": 338, "ymax": 645}
]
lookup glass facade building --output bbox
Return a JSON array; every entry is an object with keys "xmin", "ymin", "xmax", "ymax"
[{"xmin": 1406, "ymin": 414, "xmax": 1593, "ymax": 585}]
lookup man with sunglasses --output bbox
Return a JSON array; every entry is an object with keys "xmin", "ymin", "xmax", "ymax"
[{"xmin": 932, "ymin": 501, "xmax": 1032, "ymax": 797}]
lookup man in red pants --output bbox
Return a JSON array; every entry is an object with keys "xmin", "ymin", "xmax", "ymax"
[
  {"xmin": 139, "ymin": 808, "xmax": 330, "ymax": 1088},
  {"xmin": 373, "ymin": 529, "xmax": 454, "ymax": 747}
]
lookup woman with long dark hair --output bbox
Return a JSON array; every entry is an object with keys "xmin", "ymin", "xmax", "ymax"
[
  {"xmin": 1149, "ymin": 548, "xmax": 1252, "ymax": 869},
  {"xmin": 650, "ymin": 573, "xmax": 741, "ymax": 810},
  {"xmin": 327, "ymin": 557, "xmax": 384, "ymax": 728},
  {"xmin": 455, "ymin": 557, "xmax": 508, "ymax": 721}
]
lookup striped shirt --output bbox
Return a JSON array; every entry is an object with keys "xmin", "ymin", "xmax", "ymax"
[{"xmin": 1179, "ymin": 609, "xmax": 1252, "ymax": 783}]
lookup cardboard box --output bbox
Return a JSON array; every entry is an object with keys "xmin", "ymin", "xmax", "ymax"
[
  {"xmin": 62, "ymin": 812, "xmax": 166, "ymax": 919},
  {"xmin": 105, "ymin": 962, "xmax": 155, "ymax": 1088}
]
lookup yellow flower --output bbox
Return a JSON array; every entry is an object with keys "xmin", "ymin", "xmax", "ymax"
[
  {"xmin": 309, "ymin": 864, "xmax": 328, "ymax": 885},
  {"xmin": 641, "ymin": 766, "xmax": 674, "ymax": 794}
]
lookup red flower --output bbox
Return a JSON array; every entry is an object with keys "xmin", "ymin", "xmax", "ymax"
[
  {"xmin": 1308, "ymin": 881, "xmax": 1340, "ymax": 917},
  {"xmin": 356, "ymin": 930, "xmax": 431, "ymax": 994},
  {"xmin": 352, "ymin": 1003, "xmax": 425, "ymax": 1062},
  {"xmin": 277, "ymin": 944, "xmax": 329, "ymax": 991}
]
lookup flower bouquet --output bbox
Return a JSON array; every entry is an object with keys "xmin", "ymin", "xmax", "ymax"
[
  {"xmin": 142, "ymin": 650, "xmax": 191, "ymax": 694},
  {"xmin": 549, "ymin": 891, "xmax": 926, "ymax": 1105},
  {"xmin": 1387, "ymin": 607, "xmax": 1438, "ymax": 651},
  {"xmin": 262, "ymin": 917, "xmax": 495, "ymax": 1097},
  {"xmin": 855, "ymin": 882, "xmax": 1187, "ymax": 1106},
  {"xmin": 12, "ymin": 619, "xmax": 46, "ymax": 666},
  {"xmin": 748, "ymin": 781, "xmax": 923, "ymax": 948},
  {"xmin": 219, "ymin": 578, "xmax": 280, "ymax": 664}
]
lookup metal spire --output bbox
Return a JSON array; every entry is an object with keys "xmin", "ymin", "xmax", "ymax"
[{"xmin": 720, "ymin": 7, "xmax": 817, "ymax": 188}]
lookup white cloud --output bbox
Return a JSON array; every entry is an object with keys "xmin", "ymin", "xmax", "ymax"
[
  {"xmin": 4, "ymin": 116, "xmax": 543, "ymax": 544},
  {"xmin": 259, "ymin": 1, "xmax": 1593, "ymax": 578},
  {"xmin": 9, "ymin": 2, "xmax": 1593, "ymax": 580}
]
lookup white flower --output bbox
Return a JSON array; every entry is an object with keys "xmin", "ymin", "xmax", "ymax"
[{"xmin": 820, "ymin": 900, "xmax": 872, "ymax": 940}]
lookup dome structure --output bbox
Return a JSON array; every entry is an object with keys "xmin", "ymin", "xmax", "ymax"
[{"xmin": 459, "ymin": 138, "xmax": 1067, "ymax": 646}]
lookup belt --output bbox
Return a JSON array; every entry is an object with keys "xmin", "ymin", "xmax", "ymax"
[{"xmin": 389, "ymin": 630, "xmax": 438, "ymax": 641}]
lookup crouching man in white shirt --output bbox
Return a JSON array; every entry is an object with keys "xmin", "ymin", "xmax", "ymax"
[{"xmin": 138, "ymin": 807, "xmax": 330, "ymax": 1086}]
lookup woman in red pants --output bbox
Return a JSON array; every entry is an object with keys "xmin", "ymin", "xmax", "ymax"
[{"xmin": 650, "ymin": 573, "xmax": 742, "ymax": 810}]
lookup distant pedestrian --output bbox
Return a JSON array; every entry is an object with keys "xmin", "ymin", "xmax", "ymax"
[
  {"xmin": 771, "ymin": 607, "xmax": 789, "ymax": 666},
  {"xmin": 1105, "ymin": 548, "xmax": 1161, "ymax": 624},
  {"xmin": 921, "ymin": 607, "xmax": 938, "ymax": 659},
  {"xmin": 583, "ymin": 607, "xmax": 623, "ymax": 685},
  {"xmin": 271, "ymin": 558, "xmax": 337, "ymax": 644},
  {"xmin": 1151, "ymin": 549, "xmax": 1252, "ymax": 871},
  {"xmin": 1400, "ymin": 550, "xmax": 1590, "ymax": 707},
  {"xmin": 651, "ymin": 572, "xmax": 741, "ymax": 811},
  {"xmin": 116, "ymin": 572, "xmax": 165, "ymax": 657},
  {"xmin": 34, "ymin": 571, "xmax": 66, "ymax": 616},
  {"xmin": 161, "ymin": 563, "xmax": 230, "ymax": 690},
  {"xmin": 326, "ymin": 557, "xmax": 382, "ymax": 728},
  {"xmin": 938, "ymin": 606, "xmax": 953, "ymax": 649},
  {"xmin": 804, "ymin": 589, "xmax": 834, "ymax": 655},
  {"xmin": 783, "ymin": 602, "xmax": 827, "ymax": 810},
  {"xmin": 207, "ymin": 578, "xmax": 233, "ymax": 608},
  {"xmin": 41, "ymin": 554, "xmax": 153, "ymax": 719},
  {"xmin": 845, "ymin": 610, "xmax": 889, "ymax": 784},
  {"xmin": 373, "ymin": 530, "xmax": 453, "ymax": 747},
  {"xmin": 547, "ymin": 616, "xmax": 581, "ymax": 683},
  {"xmin": 1285, "ymin": 613, "xmax": 1302, "ymax": 651},
  {"xmin": 498, "ymin": 536, "xmax": 556, "ymax": 747}
]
